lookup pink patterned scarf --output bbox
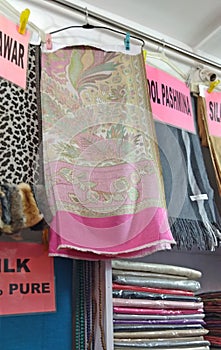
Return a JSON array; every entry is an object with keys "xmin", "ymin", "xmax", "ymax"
[{"xmin": 40, "ymin": 46, "xmax": 175, "ymax": 259}]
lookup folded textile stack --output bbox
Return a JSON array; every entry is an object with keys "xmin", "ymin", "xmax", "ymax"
[
  {"xmin": 112, "ymin": 260, "xmax": 210, "ymax": 350},
  {"xmin": 198, "ymin": 291, "xmax": 221, "ymax": 349}
]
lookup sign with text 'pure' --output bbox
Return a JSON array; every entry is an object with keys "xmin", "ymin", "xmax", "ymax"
[
  {"xmin": 0, "ymin": 15, "xmax": 30, "ymax": 89},
  {"xmin": 145, "ymin": 64, "xmax": 195, "ymax": 133},
  {"xmin": 0, "ymin": 242, "xmax": 55, "ymax": 316}
]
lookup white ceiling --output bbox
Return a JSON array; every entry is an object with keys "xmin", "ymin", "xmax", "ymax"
[
  {"xmin": 79, "ymin": 0, "xmax": 221, "ymax": 46},
  {"xmin": 77, "ymin": 0, "xmax": 221, "ymax": 65},
  {"xmin": 4, "ymin": 0, "xmax": 221, "ymax": 69}
]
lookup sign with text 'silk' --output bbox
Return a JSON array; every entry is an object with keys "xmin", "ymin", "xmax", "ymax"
[
  {"xmin": 205, "ymin": 90, "xmax": 221, "ymax": 137},
  {"xmin": 145, "ymin": 64, "xmax": 195, "ymax": 133},
  {"xmin": 0, "ymin": 242, "xmax": 55, "ymax": 316},
  {"xmin": 0, "ymin": 15, "xmax": 30, "ymax": 89}
]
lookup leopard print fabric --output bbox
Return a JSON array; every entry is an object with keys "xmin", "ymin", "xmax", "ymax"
[{"xmin": 0, "ymin": 44, "xmax": 42, "ymax": 185}]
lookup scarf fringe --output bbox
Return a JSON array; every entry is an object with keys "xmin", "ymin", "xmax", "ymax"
[{"xmin": 168, "ymin": 217, "xmax": 221, "ymax": 251}]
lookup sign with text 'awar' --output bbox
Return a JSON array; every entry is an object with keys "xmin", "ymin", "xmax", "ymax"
[
  {"xmin": 145, "ymin": 64, "xmax": 195, "ymax": 133},
  {"xmin": 0, "ymin": 15, "xmax": 30, "ymax": 89},
  {"xmin": 0, "ymin": 242, "xmax": 55, "ymax": 316}
]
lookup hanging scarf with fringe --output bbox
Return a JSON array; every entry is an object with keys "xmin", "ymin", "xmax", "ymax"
[{"xmin": 154, "ymin": 96, "xmax": 221, "ymax": 250}]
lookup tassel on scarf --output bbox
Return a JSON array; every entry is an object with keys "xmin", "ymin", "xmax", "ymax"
[
  {"xmin": 17, "ymin": 183, "xmax": 43, "ymax": 228},
  {"xmin": 0, "ymin": 182, "xmax": 44, "ymax": 235},
  {"xmin": 0, "ymin": 186, "xmax": 11, "ymax": 225},
  {"xmin": 168, "ymin": 217, "xmax": 217, "ymax": 251},
  {"xmin": 0, "ymin": 185, "xmax": 25, "ymax": 235}
]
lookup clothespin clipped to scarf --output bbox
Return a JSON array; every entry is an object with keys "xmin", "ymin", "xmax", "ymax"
[
  {"xmin": 143, "ymin": 49, "xmax": 147, "ymax": 62},
  {"xmin": 207, "ymin": 79, "xmax": 220, "ymax": 93},
  {"xmin": 124, "ymin": 32, "xmax": 130, "ymax": 51},
  {"xmin": 18, "ymin": 8, "xmax": 30, "ymax": 35},
  {"xmin": 45, "ymin": 34, "xmax": 53, "ymax": 50}
]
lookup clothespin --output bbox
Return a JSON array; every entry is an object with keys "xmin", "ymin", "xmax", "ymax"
[
  {"xmin": 143, "ymin": 49, "xmax": 147, "ymax": 62},
  {"xmin": 124, "ymin": 32, "xmax": 130, "ymax": 51},
  {"xmin": 18, "ymin": 8, "xmax": 30, "ymax": 35},
  {"xmin": 45, "ymin": 34, "xmax": 53, "ymax": 50},
  {"xmin": 207, "ymin": 79, "xmax": 221, "ymax": 93}
]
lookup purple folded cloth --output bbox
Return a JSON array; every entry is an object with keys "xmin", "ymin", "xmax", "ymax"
[{"xmin": 114, "ymin": 346, "xmax": 210, "ymax": 350}]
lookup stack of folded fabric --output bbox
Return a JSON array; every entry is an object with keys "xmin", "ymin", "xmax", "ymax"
[
  {"xmin": 198, "ymin": 291, "xmax": 221, "ymax": 349},
  {"xmin": 112, "ymin": 260, "xmax": 210, "ymax": 350}
]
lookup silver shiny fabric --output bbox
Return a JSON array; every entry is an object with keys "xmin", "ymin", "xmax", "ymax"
[{"xmin": 112, "ymin": 260, "xmax": 202, "ymax": 279}]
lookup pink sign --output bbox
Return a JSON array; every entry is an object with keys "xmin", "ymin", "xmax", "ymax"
[
  {"xmin": 0, "ymin": 15, "xmax": 30, "ymax": 89},
  {"xmin": 145, "ymin": 64, "xmax": 195, "ymax": 133},
  {"xmin": 0, "ymin": 242, "xmax": 55, "ymax": 315},
  {"xmin": 205, "ymin": 91, "xmax": 221, "ymax": 137}
]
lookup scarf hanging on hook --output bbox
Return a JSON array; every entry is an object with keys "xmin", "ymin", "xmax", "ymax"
[
  {"xmin": 40, "ymin": 45, "xmax": 175, "ymax": 260},
  {"xmin": 0, "ymin": 44, "xmax": 51, "ymax": 241},
  {"xmin": 0, "ymin": 45, "xmax": 40, "ymax": 185},
  {"xmin": 154, "ymin": 96, "xmax": 221, "ymax": 251}
]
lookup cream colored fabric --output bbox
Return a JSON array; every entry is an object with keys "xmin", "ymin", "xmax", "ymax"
[{"xmin": 112, "ymin": 260, "xmax": 202, "ymax": 279}]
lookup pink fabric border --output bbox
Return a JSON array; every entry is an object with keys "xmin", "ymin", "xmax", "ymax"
[{"xmin": 49, "ymin": 207, "xmax": 175, "ymax": 259}]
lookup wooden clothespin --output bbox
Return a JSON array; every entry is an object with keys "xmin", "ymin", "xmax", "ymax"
[{"xmin": 18, "ymin": 8, "xmax": 30, "ymax": 35}]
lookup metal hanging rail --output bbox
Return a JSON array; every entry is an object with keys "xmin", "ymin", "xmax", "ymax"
[{"xmin": 44, "ymin": 0, "xmax": 221, "ymax": 71}]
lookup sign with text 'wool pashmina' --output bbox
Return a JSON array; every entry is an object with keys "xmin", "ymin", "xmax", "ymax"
[
  {"xmin": 146, "ymin": 64, "xmax": 195, "ymax": 133},
  {"xmin": 0, "ymin": 15, "xmax": 30, "ymax": 89},
  {"xmin": 41, "ymin": 46, "xmax": 175, "ymax": 260}
]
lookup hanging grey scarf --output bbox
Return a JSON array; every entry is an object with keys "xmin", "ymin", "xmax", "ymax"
[{"xmin": 154, "ymin": 96, "xmax": 221, "ymax": 250}]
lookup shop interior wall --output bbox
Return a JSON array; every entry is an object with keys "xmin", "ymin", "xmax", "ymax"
[{"xmin": 1, "ymin": 1, "xmax": 221, "ymax": 348}]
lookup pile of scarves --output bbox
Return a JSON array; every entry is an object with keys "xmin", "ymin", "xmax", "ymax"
[
  {"xmin": 0, "ymin": 44, "xmax": 48, "ymax": 242},
  {"xmin": 112, "ymin": 259, "xmax": 210, "ymax": 349},
  {"xmin": 198, "ymin": 291, "xmax": 221, "ymax": 349}
]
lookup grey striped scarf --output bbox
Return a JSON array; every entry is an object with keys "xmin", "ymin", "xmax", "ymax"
[{"xmin": 155, "ymin": 96, "xmax": 221, "ymax": 250}]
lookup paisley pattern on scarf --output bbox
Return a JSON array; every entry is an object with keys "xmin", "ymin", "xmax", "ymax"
[{"xmin": 41, "ymin": 46, "xmax": 175, "ymax": 259}]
